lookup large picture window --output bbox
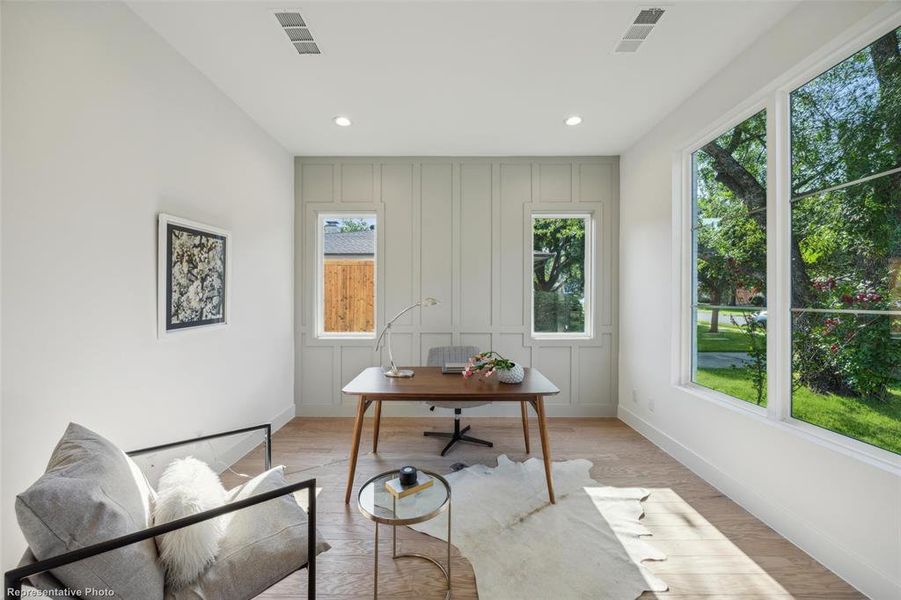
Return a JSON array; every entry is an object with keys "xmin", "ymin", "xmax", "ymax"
[
  {"xmin": 532, "ymin": 214, "xmax": 592, "ymax": 337},
  {"xmin": 789, "ymin": 27, "xmax": 900, "ymax": 454},
  {"xmin": 690, "ymin": 110, "xmax": 768, "ymax": 406},
  {"xmin": 317, "ymin": 214, "xmax": 376, "ymax": 338}
]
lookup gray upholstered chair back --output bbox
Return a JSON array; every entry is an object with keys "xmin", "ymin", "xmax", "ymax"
[
  {"xmin": 426, "ymin": 345, "xmax": 480, "ymax": 367},
  {"xmin": 426, "ymin": 345, "xmax": 491, "ymax": 409}
]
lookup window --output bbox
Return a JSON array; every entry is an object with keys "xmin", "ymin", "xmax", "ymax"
[
  {"xmin": 680, "ymin": 26, "xmax": 901, "ymax": 459},
  {"xmin": 789, "ymin": 28, "xmax": 900, "ymax": 454},
  {"xmin": 317, "ymin": 214, "xmax": 376, "ymax": 337},
  {"xmin": 690, "ymin": 110, "xmax": 768, "ymax": 406},
  {"xmin": 532, "ymin": 214, "xmax": 592, "ymax": 337}
]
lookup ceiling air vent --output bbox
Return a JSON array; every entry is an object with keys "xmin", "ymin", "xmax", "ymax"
[
  {"xmin": 274, "ymin": 11, "xmax": 320, "ymax": 55},
  {"xmin": 294, "ymin": 42, "xmax": 321, "ymax": 55},
  {"xmin": 614, "ymin": 7, "xmax": 665, "ymax": 53},
  {"xmin": 615, "ymin": 40, "xmax": 643, "ymax": 54},
  {"xmin": 634, "ymin": 8, "xmax": 665, "ymax": 25}
]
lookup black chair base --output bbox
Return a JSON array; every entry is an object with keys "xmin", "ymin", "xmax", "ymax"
[{"xmin": 424, "ymin": 409, "xmax": 493, "ymax": 456}]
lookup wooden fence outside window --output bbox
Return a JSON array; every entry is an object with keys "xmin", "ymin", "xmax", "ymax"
[{"xmin": 323, "ymin": 259, "xmax": 375, "ymax": 332}]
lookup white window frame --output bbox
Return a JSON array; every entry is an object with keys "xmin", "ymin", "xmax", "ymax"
[
  {"xmin": 672, "ymin": 10, "xmax": 901, "ymax": 470},
  {"xmin": 684, "ymin": 105, "xmax": 771, "ymax": 416},
  {"xmin": 530, "ymin": 212, "xmax": 594, "ymax": 340},
  {"xmin": 315, "ymin": 212, "xmax": 378, "ymax": 340}
]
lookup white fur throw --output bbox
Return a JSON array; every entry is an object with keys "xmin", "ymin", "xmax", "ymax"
[{"xmin": 154, "ymin": 458, "xmax": 227, "ymax": 588}]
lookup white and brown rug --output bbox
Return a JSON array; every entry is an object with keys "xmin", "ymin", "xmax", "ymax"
[{"xmin": 410, "ymin": 455, "xmax": 667, "ymax": 599}]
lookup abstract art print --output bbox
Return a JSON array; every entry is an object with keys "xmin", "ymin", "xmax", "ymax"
[{"xmin": 158, "ymin": 214, "xmax": 230, "ymax": 335}]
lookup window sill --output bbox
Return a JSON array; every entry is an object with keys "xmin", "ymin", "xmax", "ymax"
[
  {"xmin": 531, "ymin": 332, "xmax": 593, "ymax": 341},
  {"xmin": 677, "ymin": 382, "xmax": 768, "ymax": 419},
  {"xmin": 674, "ymin": 382, "xmax": 901, "ymax": 474}
]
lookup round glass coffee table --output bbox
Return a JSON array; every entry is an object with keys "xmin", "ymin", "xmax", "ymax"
[{"xmin": 357, "ymin": 469, "xmax": 452, "ymax": 600}]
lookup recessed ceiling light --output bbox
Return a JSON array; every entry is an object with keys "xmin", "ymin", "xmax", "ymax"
[
  {"xmin": 564, "ymin": 115, "xmax": 583, "ymax": 126},
  {"xmin": 333, "ymin": 116, "xmax": 352, "ymax": 127}
]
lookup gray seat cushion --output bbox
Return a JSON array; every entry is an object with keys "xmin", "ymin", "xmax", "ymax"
[
  {"xmin": 425, "ymin": 346, "xmax": 492, "ymax": 410},
  {"xmin": 166, "ymin": 467, "xmax": 329, "ymax": 600},
  {"xmin": 16, "ymin": 423, "xmax": 165, "ymax": 600}
]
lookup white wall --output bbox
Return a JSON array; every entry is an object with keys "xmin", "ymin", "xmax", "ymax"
[
  {"xmin": 295, "ymin": 157, "xmax": 618, "ymax": 416},
  {"xmin": 0, "ymin": 0, "xmax": 5, "ymax": 559},
  {"xmin": 1, "ymin": 1, "xmax": 294, "ymax": 567},
  {"xmin": 619, "ymin": 2, "xmax": 899, "ymax": 599}
]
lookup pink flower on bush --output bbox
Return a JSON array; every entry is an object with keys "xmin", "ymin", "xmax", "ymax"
[{"xmin": 813, "ymin": 277, "xmax": 837, "ymax": 292}]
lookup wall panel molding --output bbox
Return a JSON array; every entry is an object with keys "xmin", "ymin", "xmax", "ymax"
[{"xmin": 295, "ymin": 156, "xmax": 619, "ymax": 416}]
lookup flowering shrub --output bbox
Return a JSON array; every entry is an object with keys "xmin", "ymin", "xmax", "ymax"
[
  {"xmin": 731, "ymin": 314, "xmax": 766, "ymax": 405},
  {"xmin": 463, "ymin": 351, "xmax": 515, "ymax": 379},
  {"xmin": 794, "ymin": 277, "xmax": 898, "ymax": 401}
]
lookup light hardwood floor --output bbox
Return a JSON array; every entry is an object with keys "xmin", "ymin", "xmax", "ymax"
[{"xmin": 226, "ymin": 417, "xmax": 864, "ymax": 599}]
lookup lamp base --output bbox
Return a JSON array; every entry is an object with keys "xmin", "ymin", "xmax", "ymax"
[{"xmin": 384, "ymin": 368, "xmax": 415, "ymax": 378}]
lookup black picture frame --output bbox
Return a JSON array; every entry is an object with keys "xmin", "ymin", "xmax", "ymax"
[{"xmin": 160, "ymin": 215, "xmax": 229, "ymax": 334}]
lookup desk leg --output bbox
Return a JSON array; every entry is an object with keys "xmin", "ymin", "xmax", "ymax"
[
  {"xmin": 372, "ymin": 400, "xmax": 382, "ymax": 454},
  {"xmin": 520, "ymin": 401, "xmax": 531, "ymax": 454},
  {"xmin": 345, "ymin": 396, "xmax": 369, "ymax": 504},
  {"xmin": 535, "ymin": 395, "xmax": 556, "ymax": 504}
]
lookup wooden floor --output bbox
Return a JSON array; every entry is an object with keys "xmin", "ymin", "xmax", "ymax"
[{"xmin": 226, "ymin": 417, "xmax": 863, "ymax": 599}]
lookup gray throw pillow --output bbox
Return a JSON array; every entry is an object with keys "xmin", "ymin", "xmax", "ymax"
[
  {"xmin": 16, "ymin": 423, "xmax": 165, "ymax": 600},
  {"xmin": 17, "ymin": 549, "xmax": 78, "ymax": 598},
  {"xmin": 165, "ymin": 466, "xmax": 329, "ymax": 600}
]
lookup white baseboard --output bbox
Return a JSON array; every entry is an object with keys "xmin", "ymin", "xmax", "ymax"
[
  {"xmin": 132, "ymin": 404, "xmax": 297, "ymax": 485},
  {"xmin": 294, "ymin": 402, "xmax": 617, "ymax": 418},
  {"xmin": 217, "ymin": 403, "xmax": 296, "ymax": 471},
  {"xmin": 271, "ymin": 403, "xmax": 297, "ymax": 431},
  {"xmin": 618, "ymin": 405, "xmax": 898, "ymax": 600}
]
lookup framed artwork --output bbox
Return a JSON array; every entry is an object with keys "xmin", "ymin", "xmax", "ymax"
[{"xmin": 158, "ymin": 214, "xmax": 230, "ymax": 336}]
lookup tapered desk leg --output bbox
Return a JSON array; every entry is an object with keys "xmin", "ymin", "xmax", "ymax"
[
  {"xmin": 520, "ymin": 401, "xmax": 531, "ymax": 454},
  {"xmin": 535, "ymin": 395, "xmax": 556, "ymax": 504},
  {"xmin": 372, "ymin": 400, "xmax": 382, "ymax": 454},
  {"xmin": 345, "ymin": 396, "xmax": 368, "ymax": 504}
]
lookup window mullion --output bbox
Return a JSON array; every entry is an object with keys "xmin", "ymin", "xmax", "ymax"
[{"xmin": 769, "ymin": 90, "xmax": 792, "ymax": 423}]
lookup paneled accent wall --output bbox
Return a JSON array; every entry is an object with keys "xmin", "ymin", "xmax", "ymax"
[{"xmin": 295, "ymin": 157, "xmax": 619, "ymax": 416}]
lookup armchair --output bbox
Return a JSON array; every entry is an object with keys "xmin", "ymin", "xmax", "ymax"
[{"xmin": 5, "ymin": 424, "xmax": 318, "ymax": 600}]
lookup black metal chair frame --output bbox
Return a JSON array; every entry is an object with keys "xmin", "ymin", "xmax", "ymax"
[
  {"xmin": 3, "ymin": 424, "xmax": 316, "ymax": 600},
  {"xmin": 424, "ymin": 406, "xmax": 494, "ymax": 456}
]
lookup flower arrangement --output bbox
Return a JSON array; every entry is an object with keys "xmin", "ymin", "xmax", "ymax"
[
  {"xmin": 463, "ymin": 351, "xmax": 512, "ymax": 379},
  {"xmin": 463, "ymin": 351, "xmax": 525, "ymax": 384}
]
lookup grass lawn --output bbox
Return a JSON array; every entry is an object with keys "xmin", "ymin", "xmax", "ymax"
[
  {"xmin": 696, "ymin": 368, "xmax": 901, "ymax": 455},
  {"xmin": 696, "ymin": 322, "xmax": 762, "ymax": 353},
  {"xmin": 698, "ymin": 307, "xmax": 760, "ymax": 317},
  {"xmin": 696, "ymin": 368, "xmax": 767, "ymax": 407}
]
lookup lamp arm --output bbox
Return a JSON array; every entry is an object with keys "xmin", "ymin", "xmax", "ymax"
[{"xmin": 374, "ymin": 301, "xmax": 422, "ymax": 350}]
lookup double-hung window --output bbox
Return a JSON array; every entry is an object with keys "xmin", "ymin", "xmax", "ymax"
[
  {"xmin": 684, "ymin": 25, "xmax": 900, "ymax": 457},
  {"xmin": 690, "ymin": 110, "xmax": 769, "ymax": 406},
  {"xmin": 788, "ymin": 28, "xmax": 899, "ymax": 454},
  {"xmin": 316, "ymin": 214, "xmax": 377, "ymax": 338},
  {"xmin": 532, "ymin": 214, "xmax": 592, "ymax": 337}
]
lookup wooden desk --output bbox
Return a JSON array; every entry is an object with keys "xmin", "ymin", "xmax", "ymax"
[{"xmin": 341, "ymin": 366, "xmax": 561, "ymax": 504}]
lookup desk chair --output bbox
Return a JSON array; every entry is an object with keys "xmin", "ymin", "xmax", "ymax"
[{"xmin": 423, "ymin": 346, "xmax": 531, "ymax": 457}]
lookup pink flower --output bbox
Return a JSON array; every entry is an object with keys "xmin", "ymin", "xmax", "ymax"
[{"xmin": 463, "ymin": 368, "xmax": 473, "ymax": 379}]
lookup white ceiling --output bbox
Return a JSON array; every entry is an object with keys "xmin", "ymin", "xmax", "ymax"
[{"xmin": 129, "ymin": 1, "xmax": 798, "ymax": 156}]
